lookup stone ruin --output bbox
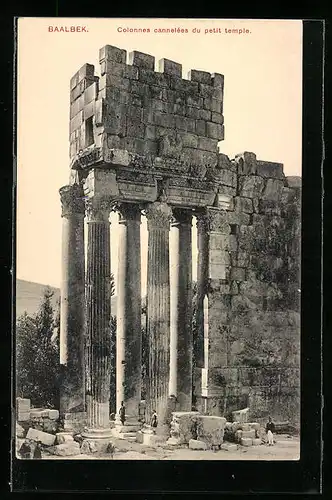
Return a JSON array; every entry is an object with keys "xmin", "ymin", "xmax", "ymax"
[{"xmin": 20, "ymin": 44, "xmax": 301, "ymax": 453}]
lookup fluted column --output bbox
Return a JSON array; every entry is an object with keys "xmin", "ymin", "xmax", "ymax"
[
  {"xmin": 84, "ymin": 200, "xmax": 112, "ymax": 432},
  {"xmin": 169, "ymin": 209, "xmax": 193, "ymax": 410},
  {"xmin": 145, "ymin": 201, "xmax": 172, "ymax": 425},
  {"xmin": 116, "ymin": 203, "xmax": 142, "ymax": 420},
  {"xmin": 59, "ymin": 184, "xmax": 86, "ymax": 415},
  {"xmin": 196, "ymin": 213, "xmax": 209, "ymax": 369}
]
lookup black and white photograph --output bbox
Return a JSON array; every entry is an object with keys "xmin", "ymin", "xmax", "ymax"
[{"xmin": 15, "ymin": 18, "xmax": 303, "ymax": 462}]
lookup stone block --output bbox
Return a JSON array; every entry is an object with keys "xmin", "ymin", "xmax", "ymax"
[
  {"xmin": 186, "ymin": 106, "xmax": 199, "ymax": 119},
  {"xmin": 286, "ymin": 176, "xmax": 302, "ymax": 189},
  {"xmin": 17, "ymin": 398, "xmax": 31, "ymax": 411},
  {"xmin": 198, "ymin": 82, "xmax": 214, "ymax": 98},
  {"xmin": 16, "ymin": 423, "xmax": 25, "ymax": 438},
  {"xmin": 84, "ymin": 100, "xmax": 95, "ymax": 120},
  {"xmin": 179, "ymin": 132, "xmax": 198, "ymax": 148},
  {"xmin": 197, "ymin": 416, "xmax": 226, "ymax": 447},
  {"xmin": 136, "ymin": 431, "xmax": 144, "ymax": 443},
  {"xmin": 211, "ymin": 112, "xmax": 224, "ymax": 124},
  {"xmin": 53, "ymin": 442, "xmax": 81, "ymax": 456},
  {"xmin": 211, "ymin": 73, "xmax": 224, "ymax": 88},
  {"xmin": 198, "ymin": 137, "xmax": 218, "ymax": 152},
  {"xmin": 128, "ymin": 50, "xmax": 155, "ymax": 70},
  {"xmin": 26, "ymin": 428, "xmax": 56, "ymax": 446},
  {"xmin": 234, "ymin": 196, "xmax": 254, "ymax": 214},
  {"xmin": 99, "ymin": 45, "xmax": 127, "ymax": 64},
  {"xmin": 70, "ymin": 94, "xmax": 84, "ymax": 119},
  {"xmin": 199, "ymin": 108, "xmax": 211, "ymax": 121},
  {"xmin": 217, "ymin": 169, "xmax": 237, "ymax": 187},
  {"xmin": 206, "ymin": 121, "xmax": 223, "ymax": 140},
  {"xmin": 239, "ymin": 175, "xmax": 265, "ymax": 198},
  {"xmin": 70, "ymin": 110, "xmax": 84, "ymax": 134},
  {"xmin": 230, "ymin": 267, "xmax": 246, "ymax": 281},
  {"xmin": 241, "ymin": 438, "xmax": 253, "ymax": 446},
  {"xmin": 159, "ymin": 58, "xmax": 182, "ymax": 77},
  {"xmin": 256, "ymin": 161, "xmax": 284, "ymax": 179},
  {"xmin": 70, "ymin": 63, "xmax": 95, "ymax": 90},
  {"xmin": 262, "ymin": 178, "xmax": 285, "ymax": 201},
  {"xmin": 188, "ymin": 69, "xmax": 211, "ymax": 84},
  {"xmin": 232, "ymin": 408, "xmax": 249, "ymax": 423},
  {"xmin": 56, "ymin": 432, "xmax": 74, "ymax": 444},
  {"xmin": 181, "ymin": 148, "xmax": 218, "ymax": 170},
  {"xmin": 42, "ymin": 419, "xmax": 58, "ymax": 434},
  {"xmin": 186, "ymin": 95, "xmax": 203, "ymax": 108},
  {"xmin": 241, "ymin": 429, "xmax": 256, "ymax": 439},
  {"xmin": 171, "ymin": 412, "xmax": 200, "ymax": 444},
  {"xmin": 99, "ymin": 73, "xmax": 130, "ymax": 92},
  {"xmin": 17, "ymin": 411, "xmax": 30, "ymax": 422},
  {"xmin": 195, "ymin": 119, "xmax": 206, "ymax": 136},
  {"xmin": 235, "ymin": 152, "xmax": 257, "ymax": 175},
  {"xmin": 189, "ymin": 439, "xmax": 208, "ymax": 450},
  {"xmin": 141, "ymin": 433, "xmax": 164, "ymax": 446}
]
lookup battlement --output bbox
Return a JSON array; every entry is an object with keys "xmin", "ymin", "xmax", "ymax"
[{"xmin": 69, "ymin": 45, "xmax": 224, "ymax": 164}]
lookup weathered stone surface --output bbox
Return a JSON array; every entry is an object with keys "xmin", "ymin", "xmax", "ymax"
[
  {"xmin": 16, "ymin": 423, "xmax": 25, "ymax": 438},
  {"xmin": 253, "ymin": 438, "xmax": 262, "ymax": 446},
  {"xmin": 234, "ymin": 196, "xmax": 253, "ymax": 214},
  {"xmin": 48, "ymin": 410, "xmax": 59, "ymax": 420},
  {"xmin": 189, "ymin": 439, "xmax": 208, "ymax": 450},
  {"xmin": 256, "ymin": 161, "xmax": 284, "ymax": 179},
  {"xmin": 26, "ymin": 428, "xmax": 56, "ymax": 446},
  {"xmin": 99, "ymin": 45, "xmax": 126, "ymax": 64},
  {"xmin": 171, "ymin": 412, "xmax": 200, "ymax": 444},
  {"xmin": 241, "ymin": 429, "xmax": 256, "ymax": 439},
  {"xmin": 232, "ymin": 408, "xmax": 249, "ymax": 423},
  {"xmin": 286, "ymin": 176, "xmax": 302, "ymax": 188},
  {"xmin": 53, "ymin": 442, "xmax": 81, "ymax": 456},
  {"xmin": 197, "ymin": 416, "xmax": 226, "ymax": 446},
  {"xmin": 56, "ymin": 432, "xmax": 74, "ymax": 444},
  {"xmin": 158, "ymin": 58, "xmax": 182, "ymax": 77},
  {"xmin": 235, "ymin": 152, "xmax": 257, "ymax": 175},
  {"xmin": 128, "ymin": 50, "xmax": 155, "ymax": 70},
  {"xmin": 206, "ymin": 121, "xmax": 223, "ymax": 140},
  {"xmin": 188, "ymin": 69, "xmax": 211, "ymax": 85},
  {"xmin": 220, "ymin": 443, "xmax": 237, "ymax": 451},
  {"xmin": 239, "ymin": 175, "xmax": 265, "ymax": 198},
  {"xmin": 241, "ymin": 437, "xmax": 253, "ymax": 446}
]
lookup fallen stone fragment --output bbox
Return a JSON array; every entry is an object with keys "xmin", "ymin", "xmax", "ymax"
[
  {"xmin": 189, "ymin": 439, "xmax": 207, "ymax": 450},
  {"xmin": 26, "ymin": 428, "xmax": 56, "ymax": 446},
  {"xmin": 241, "ymin": 429, "xmax": 256, "ymax": 439},
  {"xmin": 241, "ymin": 438, "xmax": 253, "ymax": 447},
  {"xmin": 56, "ymin": 432, "xmax": 74, "ymax": 444},
  {"xmin": 16, "ymin": 423, "xmax": 25, "ymax": 438},
  {"xmin": 220, "ymin": 443, "xmax": 238, "ymax": 452},
  {"xmin": 53, "ymin": 442, "xmax": 81, "ymax": 456}
]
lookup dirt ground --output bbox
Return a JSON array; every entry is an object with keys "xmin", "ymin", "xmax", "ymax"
[{"xmin": 41, "ymin": 434, "xmax": 300, "ymax": 461}]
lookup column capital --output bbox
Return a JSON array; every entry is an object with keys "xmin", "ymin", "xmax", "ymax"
[
  {"xmin": 85, "ymin": 198, "xmax": 113, "ymax": 223},
  {"xmin": 117, "ymin": 203, "xmax": 142, "ymax": 224},
  {"xmin": 196, "ymin": 208, "xmax": 231, "ymax": 234},
  {"xmin": 59, "ymin": 184, "xmax": 85, "ymax": 217},
  {"xmin": 145, "ymin": 201, "xmax": 172, "ymax": 230},
  {"xmin": 171, "ymin": 208, "xmax": 193, "ymax": 227}
]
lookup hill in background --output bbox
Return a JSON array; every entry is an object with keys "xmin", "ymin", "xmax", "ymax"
[{"xmin": 16, "ymin": 279, "xmax": 117, "ymax": 318}]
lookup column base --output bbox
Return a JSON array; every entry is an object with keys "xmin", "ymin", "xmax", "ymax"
[{"xmin": 81, "ymin": 428, "xmax": 114, "ymax": 454}]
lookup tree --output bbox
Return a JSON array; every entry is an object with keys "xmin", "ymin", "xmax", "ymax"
[{"xmin": 16, "ymin": 287, "xmax": 59, "ymax": 408}]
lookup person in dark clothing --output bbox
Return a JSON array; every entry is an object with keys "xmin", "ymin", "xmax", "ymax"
[
  {"xmin": 265, "ymin": 416, "xmax": 275, "ymax": 445},
  {"xmin": 33, "ymin": 441, "xmax": 42, "ymax": 459},
  {"xmin": 151, "ymin": 410, "xmax": 158, "ymax": 434},
  {"xmin": 119, "ymin": 401, "xmax": 126, "ymax": 425},
  {"xmin": 18, "ymin": 439, "xmax": 31, "ymax": 459}
]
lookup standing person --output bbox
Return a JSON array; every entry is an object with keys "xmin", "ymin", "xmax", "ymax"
[
  {"xmin": 33, "ymin": 441, "xmax": 42, "ymax": 459},
  {"xmin": 266, "ymin": 416, "xmax": 275, "ymax": 446},
  {"xmin": 119, "ymin": 401, "xmax": 126, "ymax": 426},
  {"xmin": 150, "ymin": 410, "xmax": 158, "ymax": 434}
]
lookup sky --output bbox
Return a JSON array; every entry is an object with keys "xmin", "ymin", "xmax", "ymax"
[{"xmin": 17, "ymin": 18, "xmax": 303, "ymax": 292}]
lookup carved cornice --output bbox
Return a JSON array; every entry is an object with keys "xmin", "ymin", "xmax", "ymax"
[
  {"xmin": 70, "ymin": 147, "xmax": 103, "ymax": 170},
  {"xmin": 59, "ymin": 184, "xmax": 85, "ymax": 217},
  {"xmin": 145, "ymin": 201, "xmax": 173, "ymax": 230},
  {"xmin": 85, "ymin": 198, "xmax": 114, "ymax": 223}
]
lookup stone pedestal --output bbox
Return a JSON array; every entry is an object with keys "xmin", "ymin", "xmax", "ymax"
[
  {"xmin": 116, "ymin": 203, "xmax": 142, "ymax": 420},
  {"xmin": 59, "ymin": 184, "xmax": 86, "ymax": 415},
  {"xmin": 169, "ymin": 209, "xmax": 193, "ymax": 411},
  {"xmin": 83, "ymin": 200, "xmax": 113, "ymax": 441},
  {"xmin": 145, "ymin": 201, "xmax": 172, "ymax": 425}
]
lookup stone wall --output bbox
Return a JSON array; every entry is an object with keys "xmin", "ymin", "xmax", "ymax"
[
  {"xmin": 194, "ymin": 153, "xmax": 301, "ymax": 424},
  {"xmin": 69, "ymin": 46, "xmax": 224, "ymax": 167}
]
